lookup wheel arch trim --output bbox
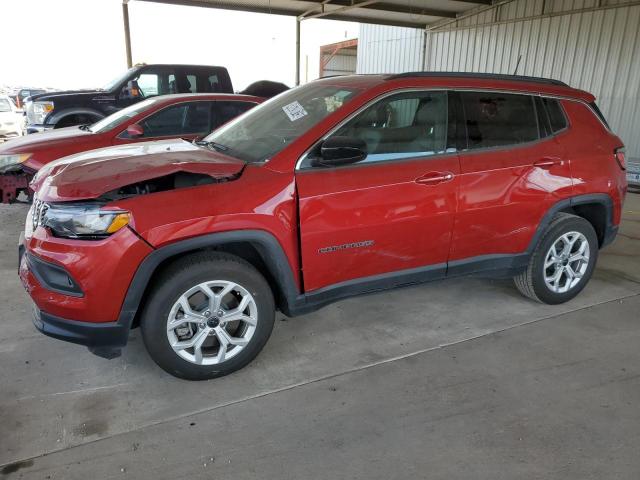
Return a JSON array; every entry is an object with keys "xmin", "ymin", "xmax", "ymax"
[
  {"xmin": 527, "ymin": 193, "xmax": 615, "ymax": 252},
  {"xmin": 116, "ymin": 230, "xmax": 300, "ymax": 333},
  {"xmin": 47, "ymin": 108, "xmax": 106, "ymax": 126}
]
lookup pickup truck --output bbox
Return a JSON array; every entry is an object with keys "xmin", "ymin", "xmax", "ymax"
[{"xmin": 24, "ymin": 64, "xmax": 233, "ymax": 133}]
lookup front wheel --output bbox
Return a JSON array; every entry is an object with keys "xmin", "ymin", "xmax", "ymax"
[
  {"xmin": 514, "ymin": 213, "xmax": 598, "ymax": 304},
  {"xmin": 140, "ymin": 252, "xmax": 275, "ymax": 380}
]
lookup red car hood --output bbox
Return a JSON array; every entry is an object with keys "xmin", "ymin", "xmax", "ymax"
[
  {"xmin": 32, "ymin": 139, "xmax": 245, "ymax": 202},
  {"xmin": 0, "ymin": 126, "xmax": 92, "ymax": 153}
]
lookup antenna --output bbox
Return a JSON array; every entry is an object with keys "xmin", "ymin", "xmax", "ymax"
[{"xmin": 513, "ymin": 54, "xmax": 523, "ymax": 75}]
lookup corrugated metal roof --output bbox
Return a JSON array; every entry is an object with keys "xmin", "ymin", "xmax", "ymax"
[{"xmin": 140, "ymin": 0, "xmax": 493, "ymax": 28}]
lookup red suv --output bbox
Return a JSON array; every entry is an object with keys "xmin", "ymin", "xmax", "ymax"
[{"xmin": 19, "ymin": 73, "xmax": 627, "ymax": 380}]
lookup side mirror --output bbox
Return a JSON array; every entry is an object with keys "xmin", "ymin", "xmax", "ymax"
[
  {"xmin": 312, "ymin": 136, "xmax": 367, "ymax": 167},
  {"xmin": 126, "ymin": 123, "xmax": 144, "ymax": 138}
]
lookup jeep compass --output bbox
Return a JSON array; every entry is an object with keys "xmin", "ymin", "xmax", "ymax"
[{"xmin": 19, "ymin": 73, "xmax": 627, "ymax": 379}]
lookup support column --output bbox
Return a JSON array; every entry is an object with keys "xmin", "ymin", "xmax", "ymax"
[
  {"xmin": 122, "ymin": 0, "xmax": 133, "ymax": 68},
  {"xmin": 295, "ymin": 18, "xmax": 301, "ymax": 86}
]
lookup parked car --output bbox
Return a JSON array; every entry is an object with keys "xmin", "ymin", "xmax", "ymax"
[
  {"xmin": 0, "ymin": 93, "xmax": 261, "ymax": 203},
  {"xmin": 628, "ymin": 158, "xmax": 640, "ymax": 190},
  {"xmin": 0, "ymin": 95, "xmax": 23, "ymax": 142},
  {"xmin": 23, "ymin": 64, "xmax": 234, "ymax": 133},
  {"xmin": 20, "ymin": 73, "xmax": 627, "ymax": 380},
  {"xmin": 9, "ymin": 88, "xmax": 47, "ymax": 109}
]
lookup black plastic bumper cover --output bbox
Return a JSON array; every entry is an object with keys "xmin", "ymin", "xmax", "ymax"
[{"xmin": 32, "ymin": 307, "xmax": 127, "ymax": 359}]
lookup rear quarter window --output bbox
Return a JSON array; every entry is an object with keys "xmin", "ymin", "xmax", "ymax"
[{"xmin": 542, "ymin": 98, "xmax": 568, "ymax": 133}]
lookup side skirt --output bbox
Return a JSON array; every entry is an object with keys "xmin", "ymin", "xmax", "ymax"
[{"xmin": 285, "ymin": 253, "xmax": 530, "ymax": 317}]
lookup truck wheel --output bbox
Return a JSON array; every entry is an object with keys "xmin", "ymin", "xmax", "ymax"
[
  {"xmin": 140, "ymin": 252, "xmax": 275, "ymax": 380},
  {"xmin": 514, "ymin": 213, "xmax": 598, "ymax": 304}
]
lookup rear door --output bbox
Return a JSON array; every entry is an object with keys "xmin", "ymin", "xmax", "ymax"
[
  {"xmin": 176, "ymin": 67, "xmax": 234, "ymax": 94},
  {"xmin": 296, "ymin": 90, "xmax": 460, "ymax": 292},
  {"xmin": 449, "ymin": 91, "xmax": 572, "ymax": 268}
]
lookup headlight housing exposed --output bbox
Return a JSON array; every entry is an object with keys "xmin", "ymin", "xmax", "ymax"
[
  {"xmin": 31, "ymin": 101, "xmax": 54, "ymax": 124},
  {"xmin": 0, "ymin": 153, "xmax": 31, "ymax": 173},
  {"xmin": 32, "ymin": 200, "xmax": 130, "ymax": 239}
]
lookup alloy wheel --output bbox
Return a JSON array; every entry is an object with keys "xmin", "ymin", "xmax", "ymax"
[
  {"xmin": 166, "ymin": 280, "xmax": 258, "ymax": 365},
  {"xmin": 543, "ymin": 231, "xmax": 590, "ymax": 294}
]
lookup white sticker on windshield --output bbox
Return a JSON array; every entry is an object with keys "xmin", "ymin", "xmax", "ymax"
[{"xmin": 282, "ymin": 101, "xmax": 308, "ymax": 122}]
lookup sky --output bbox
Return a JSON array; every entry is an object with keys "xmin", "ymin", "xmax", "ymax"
[{"xmin": 0, "ymin": 0, "xmax": 359, "ymax": 91}]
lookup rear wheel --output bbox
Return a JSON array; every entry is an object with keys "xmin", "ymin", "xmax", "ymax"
[
  {"xmin": 140, "ymin": 252, "xmax": 275, "ymax": 380},
  {"xmin": 514, "ymin": 213, "xmax": 598, "ymax": 304}
]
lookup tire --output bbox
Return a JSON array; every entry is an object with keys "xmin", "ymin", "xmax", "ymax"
[
  {"xmin": 140, "ymin": 251, "xmax": 275, "ymax": 380},
  {"xmin": 514, "ymin": 212, "xmax": 598, "ymax": 304}
]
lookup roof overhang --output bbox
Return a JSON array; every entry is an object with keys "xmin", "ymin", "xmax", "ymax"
[{"xmin": 139, "ymin": 0, "xmax": 494, "ymax": 29}]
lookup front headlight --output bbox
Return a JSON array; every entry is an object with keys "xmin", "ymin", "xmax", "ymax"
[
  {"xmin": 0, "ymin": 153, "xmax": 31, "ymax": 173},
  {"xmin": 37, "ymin": 202, "xmax": 130, "ymax": 239},
  {"xmin": 31, "ymin": 101, "xmax": 54, "ymax": 124}
]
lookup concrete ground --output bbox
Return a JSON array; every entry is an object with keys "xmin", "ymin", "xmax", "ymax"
[{"xmin": 1, "ymin": 194, "xmax": 639, "ymax": 479}]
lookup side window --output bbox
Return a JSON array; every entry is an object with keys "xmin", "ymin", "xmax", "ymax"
[
  {"xmin": 136, "ymin": 73, "xmax": 160, "ymax": 97},
  {"xmin": 139, "ymin": 104, "xmax": 189, "ymax": 137},
  {"xmin": 212, "ymin": 101, "xmax": 256, "ymax": 130},
  {"xmin": 209, "ymin": 74, "xmax": 221, "ymax": 93},
  {"xmin": 461, "ymin": 92, "xmax": 539, "ymax": 149},
  {"xmin": 330, "ymin": 91, "xmax": 449, "ymax": 164},
  {"xmin": 168, "ymin": 73, "xmax": 195, "ymax": 94},
  {"xmin": 183, "ymin": 102, "xmax": 212, "ymax": 134},
  {"xmin": 534, "ymin": 97, "xmax": 551, "ymax": 138},
  {"xmin": 186, "ymin": 75, "xmax": 197, "ymax": 93},
  {"xmin": 542, "ymin": 98, "xmax": 568, "ymax": 133}
]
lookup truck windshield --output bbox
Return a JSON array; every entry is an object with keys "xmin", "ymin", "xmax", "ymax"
[
  {"xmin": 202, "ymin": 83, "xmax": 361, "ymax": 163},
  {"xmin": 90, "ymin": 98, "xmax": 159, "ymax": 133}
]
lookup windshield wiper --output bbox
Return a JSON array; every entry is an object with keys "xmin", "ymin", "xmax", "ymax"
[
  {"xmin": 194, "ymin": 140, "xmax": 229, "ymax": 152},
  {"xmin": 78, "ymin": 124, "xmax": 92, "ymax": 132}
]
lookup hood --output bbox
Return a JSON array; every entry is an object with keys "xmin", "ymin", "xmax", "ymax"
[
  {"xmin": 0, "ymin": 126, "xmax": 91, "ymax": 153},
  {"xmin": 28, "ymin": 89, "xmax": 105, "ymax": 103},
  {"xmin": 32, "ymin": 139, "xmax": 246, "ymax": 202}
]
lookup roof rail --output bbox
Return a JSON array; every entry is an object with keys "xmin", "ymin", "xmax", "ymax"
[{"xmin": 386, "ymin": 71, "xmax": 568, "ymax": 87}]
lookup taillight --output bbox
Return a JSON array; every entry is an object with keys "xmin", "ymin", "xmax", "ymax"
[{"xmin": 614, "ymin": 147, "xmax": 626, "ymax": 170}]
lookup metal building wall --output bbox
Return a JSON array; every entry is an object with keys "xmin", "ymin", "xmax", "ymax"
[
  {"xmin": 356, "ymin": 24, "xmax": 425, "ymax": 73},
  {"xmin": 323, "ymin": 53, "xmax": 358, "ymax": 77},
  {"xmin": 357, "ymin": 0, "xmax": 640, "ymax": 160}
]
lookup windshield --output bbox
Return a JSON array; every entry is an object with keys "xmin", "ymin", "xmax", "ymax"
[
  {"xmin": 203, "ymin": 82, "xmax": 362, "ymax": 163},
  {"xmin": 102, "ymin": 67, "xmax": 136, "ymax": 91},
  {"xmin": 0, "ymin": 98, "xmax": 11, "ymax": 112},
  {"xmin": 90, "ymin": 98, "xmax": 159, "ymax": 133}
]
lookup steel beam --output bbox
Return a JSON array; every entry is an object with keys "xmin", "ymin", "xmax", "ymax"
[
  {"xmin": 122, "ymin": 0, "xmax": 133, "ymax": 68},
  {"xmin": 323, "ymin": 0, "xmax": 458, "ymax": 18},
  {"xmin": 295, "ymin": 18, "xmax": 301, "ymax": 86}
]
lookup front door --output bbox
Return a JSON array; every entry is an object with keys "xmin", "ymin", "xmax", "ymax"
[
  {"xmin": 115, "ymin": 101, "xmax": 214, "ymax": 144},
  {"xmin": 296, "ymin": 90, "xmax": 460, "ymax": 292}
]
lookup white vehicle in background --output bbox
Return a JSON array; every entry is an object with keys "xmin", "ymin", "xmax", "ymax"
[
  {"xmin": 628, "ymin": 158, "xmax": 640, "ymax": 191},
  {"xmin": 0, "ymin": 96, "xmax": 23, "ymax": 142}
]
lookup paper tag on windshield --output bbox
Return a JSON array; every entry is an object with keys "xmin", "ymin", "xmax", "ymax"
[{"xmin": 282, "ymin": 101, "xmax": 308, "ymax": 122}]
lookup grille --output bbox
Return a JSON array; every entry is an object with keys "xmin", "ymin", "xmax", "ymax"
[{"xmin": 32, "ymin": 198, "xmax": 49, "ymax": 230}]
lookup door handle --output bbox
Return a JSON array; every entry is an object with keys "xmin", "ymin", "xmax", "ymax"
[
  {"xmin": 415, "ymin": 172, "xmax": 455, "ymax": 185},
  {"xmin": 534, "ymin": 157, "xmax": 563, "ymax": 168}
]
